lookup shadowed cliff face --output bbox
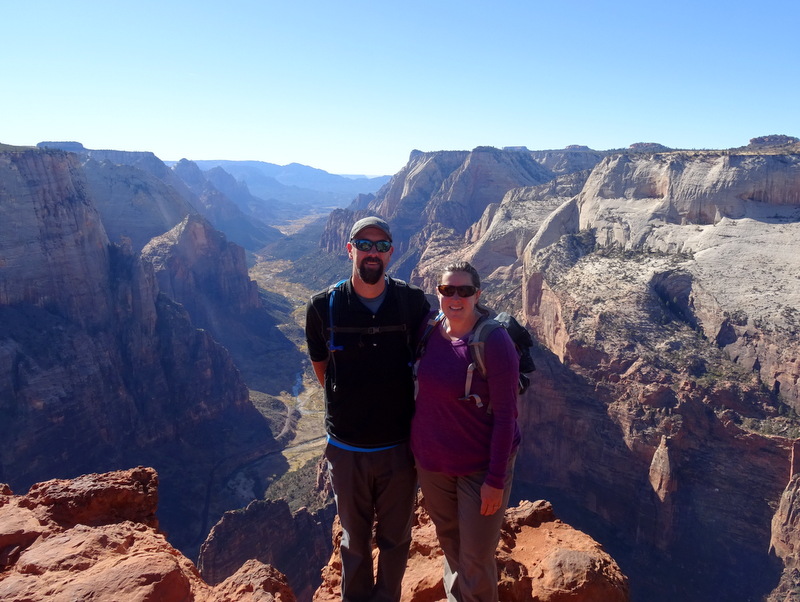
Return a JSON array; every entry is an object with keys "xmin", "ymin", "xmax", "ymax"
[
  {"xmin": 0, "ymin": 149, "xmax": 283, "ymax": 558},
  {"xmin": 0, "ymin": 150, "xmax": 114, "ymax": 327},
  {"xmin": 141, "ymin": 214, "xmax": 304, "ymax": 396}
]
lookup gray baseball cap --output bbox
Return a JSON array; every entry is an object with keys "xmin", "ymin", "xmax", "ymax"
[{"xmin": 349, "ymin": 216, "xmax": 392, "ymax": 241}]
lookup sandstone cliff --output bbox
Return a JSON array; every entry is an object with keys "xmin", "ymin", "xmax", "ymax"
[
  {"xmin": 80, "ymin": 154, "xmax": 199, "ymax": 251},
  {"xmin": 320, "ymin": 147, "xmax": 555, "ymax": 278},
  {"xmin": 512, "ymin": 149, "xmax": 800, "ymax": 600},
  {"xmin": 141, "ymin": 213, "xmax": 304, "ymax": 396},
  {"xmin": 171, "ymin": 158, "xmax": 285, "ymax": 251},
  {"xmin": 769, "ymin": 471, "xmax": 800, "ymax": 600},
  {"xmin": 0, "ymin": 468, "xmax": 296, "ymax": 602},
  {"xmin": 0, "ymin": 148, "xmax": 283, "ymax": 558},
  {"xmin": 311, "ymin": 143, "xmax": 800, "ymax": 601}
]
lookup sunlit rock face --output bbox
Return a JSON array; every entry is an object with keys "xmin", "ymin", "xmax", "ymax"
[
  {"xmin": 0, "ymin": 468, "xmax": 296, "ymax": 602},
  {"xmin": 321, "ymin": 147, "xmax": 554, "ymax": 275},
  {"xmin": 517, "ymin": 149, "xmax": 800, "ymax": 601},
  {"xmin": 318, "ymin": 143, "xmax": 800, "ymax": 601},
  {"xmin": 312, "ymin": 498, "xmax": 629, "ymax": 602}
]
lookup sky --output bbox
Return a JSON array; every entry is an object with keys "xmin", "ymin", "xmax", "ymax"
[{"xmin": 2, "ymin": 1, "xmax": 798, "ymax": 176}]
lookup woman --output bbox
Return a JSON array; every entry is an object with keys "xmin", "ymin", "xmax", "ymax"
[{"xmin": 411, "ymin": 261, "xmax": 521, "ymax": 602}]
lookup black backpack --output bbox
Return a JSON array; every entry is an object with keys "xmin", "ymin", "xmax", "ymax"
[{"xmin": 415, "ymin": 310, "xmax": 535, "ymax": 406}]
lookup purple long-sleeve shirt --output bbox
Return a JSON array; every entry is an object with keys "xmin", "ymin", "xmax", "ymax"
[{"xmin": 411, "ymin": 319, "xmax": 521, "ymax": 489}]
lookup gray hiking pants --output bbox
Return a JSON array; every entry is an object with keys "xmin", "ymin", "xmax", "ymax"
[
  {"xmin": 325, "ymin": 441, "xmax": 417, "ymax": 602},
  {"xmin": 417, "ymin": 456, "xmax": 515, "ymax": 602}
]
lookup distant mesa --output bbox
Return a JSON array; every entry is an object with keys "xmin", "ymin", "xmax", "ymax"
[
  {"xmin": 628, "ymin": 142, "xmax": 672, "ymax": 152},
  {"xmin": 748, "ymin": 134, "xmax": 800, "ymax": 147},
  {"xmin": 37, "ymin": 141, "xmax": 87, "ymax": 152}
]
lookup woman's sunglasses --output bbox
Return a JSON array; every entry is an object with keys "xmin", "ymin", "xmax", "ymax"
[
  {"xmin": 351, "ymin": 239, "xmax": 392, "ymax": 253},
  {"xmin": 437, "ymin": 284, "xmax": 478, "ymax": 298}
]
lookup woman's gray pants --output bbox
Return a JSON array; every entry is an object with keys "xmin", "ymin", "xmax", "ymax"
[{"xmin": 416, "ymin": 459, "xmax": 515, "ymax": 602}]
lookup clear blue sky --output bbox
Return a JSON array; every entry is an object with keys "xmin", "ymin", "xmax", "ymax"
[{"xmin": 3, "ymin": 1, "xmax": 798, "ymax": 176}]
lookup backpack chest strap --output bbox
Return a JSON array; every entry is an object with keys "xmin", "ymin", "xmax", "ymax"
[{"xmin": 331, "ymin": 324, "xmax": 407, "ymax": 335}]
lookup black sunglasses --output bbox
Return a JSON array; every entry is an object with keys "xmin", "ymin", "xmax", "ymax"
[
  {"xmin": 437, "ymin": 284, "xmax": 478, "ymax": 297},
  {"xmin": 351, "ymin": 239, "xmax": 392, "ymax": 253}
]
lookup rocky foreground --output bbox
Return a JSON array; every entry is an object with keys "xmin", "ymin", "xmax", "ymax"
[
  {"xmin": 0, "ymin": 467, "xmax": 295, "ymax": 601},
  {"xmin": 0, "ymin": 468, "xmax": 629, "ymax": 601}
]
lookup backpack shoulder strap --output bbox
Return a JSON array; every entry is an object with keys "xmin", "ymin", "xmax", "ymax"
[
  {"xmin": 327, "ymin": 279, "xmax": 348, "ymax": 351},
  {"xmin": 467, "ymin": 316, "xmax": 504, "ymax": 379},
  {"xmin": 412, "ymin": 311, "xmax": 443, "ymax": 397},
  {"xmin": 415, "ymin": 311, "xmax": 444, "ymax": 359},
  {"xmin": 328, "ymin": 278, "xmax": 415, "ymax": 351}
]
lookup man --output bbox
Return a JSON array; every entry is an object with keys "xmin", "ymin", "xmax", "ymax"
[{"xmin": 305, "ymin": 216, "xmax": 430, "ymax": 602}]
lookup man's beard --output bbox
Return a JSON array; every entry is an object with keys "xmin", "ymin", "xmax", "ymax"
[{"xmin": 358, "ymin": 258, "xmax": 385, "ymax": 285}]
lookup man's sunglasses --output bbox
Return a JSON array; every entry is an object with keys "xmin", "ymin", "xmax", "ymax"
[
  {"xmin": 437, "ymin": 284, "xmax": 478, "ymax": 298},
  {"xmin": 351, "ymin": 239, "xmax": 392, "ymax": 253}
]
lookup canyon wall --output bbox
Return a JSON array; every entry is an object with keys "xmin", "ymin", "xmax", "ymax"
[
  {"xmin": 0, "ymin": 148, "xmax": 285, "ymax": 558},
  {"xmin": 6, "ymin": 140, "xmax": 800, "ymax": 601},
  {"xmin": 316, "ymin": 144, "xmax": 800, "ymax": 601},
  {"xmin": 516, "ymin": 150, "xmax": 800, "ymax": 600}
]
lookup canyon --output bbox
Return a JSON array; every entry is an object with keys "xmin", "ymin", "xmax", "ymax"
[
  {"xmin": 314, "ymin": 138, "xmax": 800, "ymax": 601},
  {"xmin": 1, "ymin": 136, "xmax": 800, "ymax": 600}
]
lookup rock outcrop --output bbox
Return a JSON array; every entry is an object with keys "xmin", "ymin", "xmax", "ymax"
[
  {"xmin": 312, "ymin": 497, "xmax": 629, "ymax": 602},
  {"xmin": 0, "ymin": 467, "xmax": 628, "ymax": 602},
  {"xmin": 198, "ymin": 497, "xmax": 337, "ymax": 602},
  {"xmin": 0, "ymin": 468, "xmax": 296, "ymax": 602}
]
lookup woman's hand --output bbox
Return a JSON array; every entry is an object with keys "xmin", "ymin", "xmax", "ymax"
[{"xmin": 480, "ymin": 483, "xmax": 504, "ymax": 515}]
